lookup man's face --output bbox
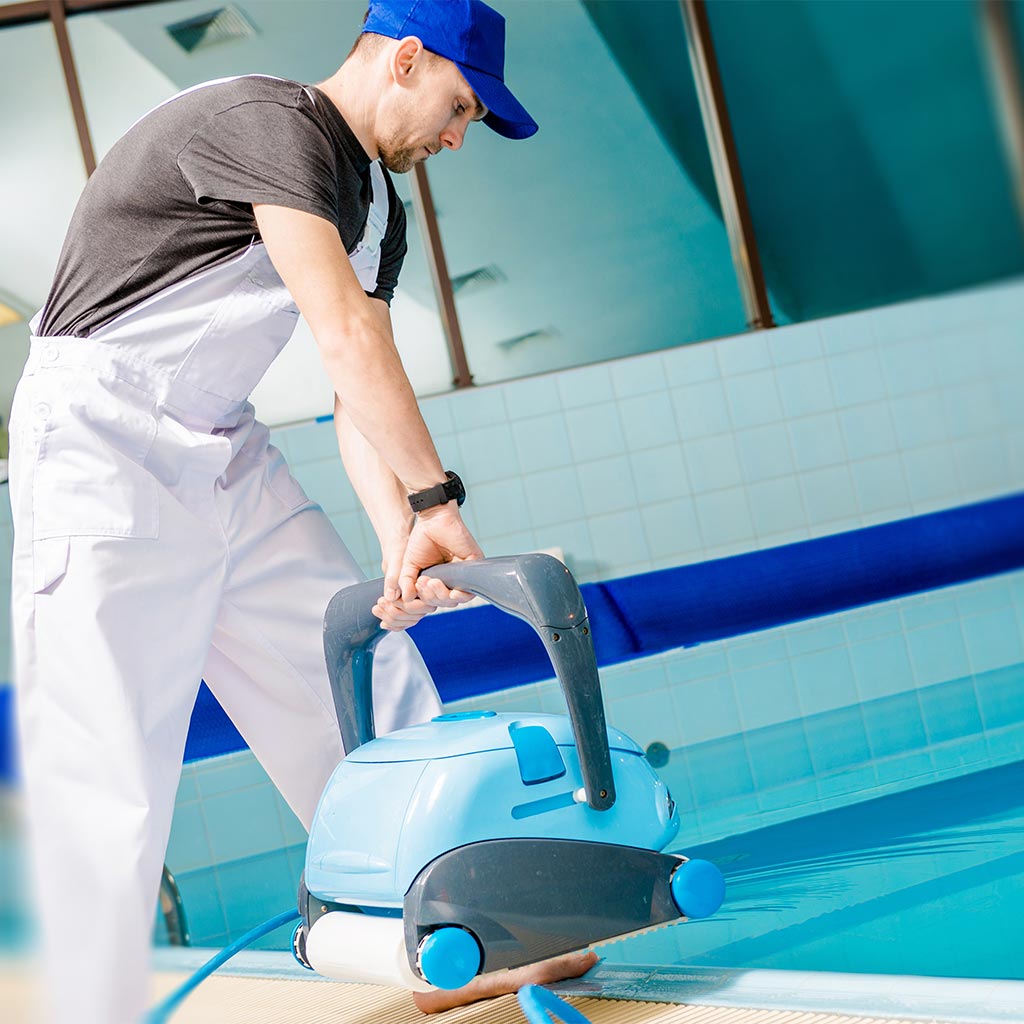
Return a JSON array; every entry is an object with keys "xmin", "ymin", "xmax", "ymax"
[{"xmin": 377, "ymin": 55, "xmax": 488, "ymax": 174}]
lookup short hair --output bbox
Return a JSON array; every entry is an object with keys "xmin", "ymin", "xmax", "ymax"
[{"xmin": 346, "ymin": 27, "xmax": 445, "ymax": 65}]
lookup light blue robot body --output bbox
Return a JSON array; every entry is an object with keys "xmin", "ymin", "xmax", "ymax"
[{"xmin": 305, "ymin": 711, "xmax": 680, "ymax": 906}]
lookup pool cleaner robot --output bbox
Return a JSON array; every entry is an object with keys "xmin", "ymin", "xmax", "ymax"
[{"xmin": 294, "ymin": 553, "xmax": 725, "ymax": 991}]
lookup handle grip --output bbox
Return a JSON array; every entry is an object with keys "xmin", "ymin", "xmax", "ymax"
[{"xmin": 322, "ymin": 554, "xmax": 615, "ymax": 811}]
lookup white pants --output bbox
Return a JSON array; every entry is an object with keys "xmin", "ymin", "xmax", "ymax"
[{"xmin": 8, "ymin": 335, "xmax": 441, "ymax": 1024}]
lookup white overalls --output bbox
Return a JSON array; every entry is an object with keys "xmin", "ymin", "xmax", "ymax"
[{"xmin": 8, "ymin": 158, "xmax": 441, "ymax": 1024}]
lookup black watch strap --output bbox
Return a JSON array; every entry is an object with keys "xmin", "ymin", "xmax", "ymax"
[{"xmin": 408, "ymin": 470, "xmax": 466, "ymax": 513}]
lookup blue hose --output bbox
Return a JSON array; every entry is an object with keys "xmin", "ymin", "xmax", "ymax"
[
  {"xmin": 517, "ymin": 985, "xmax": 594, "ymax": 1024},
  {"xmin": 146, "ymin": 908, "xmax": 299, "ymax": 1023},
  {"xmin": 148, "ymin": 914, "xmax": 593, "ymax": 1024}
]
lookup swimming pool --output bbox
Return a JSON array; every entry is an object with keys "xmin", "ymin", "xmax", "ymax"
[
  {"xmin": 146, "ymin": 748, "xmax": 1023, "ymax": 984},
  {"xmin": 601, "ymin": 757, "xmax": 1024, "ymax": 981}
]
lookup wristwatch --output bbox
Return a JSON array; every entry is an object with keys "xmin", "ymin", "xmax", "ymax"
[{"xmin": 408, "ymin": 470, "xmax": 466, "ymax": 513}]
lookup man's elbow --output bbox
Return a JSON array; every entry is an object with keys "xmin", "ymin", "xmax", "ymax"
[{"xmin": 312, "ymin": 310, "xmax": 378, "ymax": 362}]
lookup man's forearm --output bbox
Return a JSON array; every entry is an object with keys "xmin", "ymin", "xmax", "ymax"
[
  {"xmin": 316, "ymin": 308, "xmax": 446, "ymax": 494},
  {"xmin": 333, "ymin": 396, "xmax": 413, "ymax": 555}
]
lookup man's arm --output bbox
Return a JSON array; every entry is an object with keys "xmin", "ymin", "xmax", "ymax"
[
  {"xmin": 254, "ymin": 203, "xmax": 443, "ymax": 490},
  {"xmin": 252, "ymin": 203, "xmax": 481, "ymax": 613},
  {"xmin": 333, "ymin": 388, "xmax": 477, "ymax": 626}
]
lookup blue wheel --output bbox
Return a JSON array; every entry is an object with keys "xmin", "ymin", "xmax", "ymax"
[
  {"xmin": 417, "ymin": 926, "xmax": 482, "ymax": 990},
  {"xmin": 670, "ymin": 858, "xmax": 725, "ymax": 919}
]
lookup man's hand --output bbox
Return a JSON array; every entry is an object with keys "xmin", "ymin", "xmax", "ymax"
[
  {"xmin": 399, "ymin": 505, "xmax": 483, "ymax": 604},
  {"xmin": 371, "ymin": 506, "xmax": 483, "ymax": 630},
  {"xmin": 371, "ymin": 591, "xmax": 445, "ymax": 631}
]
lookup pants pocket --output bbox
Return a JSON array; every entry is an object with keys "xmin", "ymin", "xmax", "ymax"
[
  {"xmin": 176, "ymin": 272, "xmax": 299, "ymax": 405},
  {"xmin": 265, "ymin": 445, "xmax": 315, "ymax": 511},
  {"xmin": 29, "ymin": 369, "xmax": 160, "ymax": 540},
  {"xmin": 232, "ymin": 414, "xmax": 314, "ymax": 513}
]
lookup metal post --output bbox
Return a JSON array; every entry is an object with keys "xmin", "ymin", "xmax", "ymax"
[
  {"xmin": 679, "ymin": 0, "xmax": 774, "ymax": 330},
  {"xmin": 159, "ymin": 865, "xmax": 191, "ymax": 946},
  {"xmin": 0, "ymin": 2, "xmax": 167, "ymax": 28},
  {"xmin": 0, "ymin": 2, "xmax": 47, "ymax": 24},
  {"xmin": 410, "ymin": 163, "xmax": 474, "ymax": 389},
  {"xmin": 980, "ymin": 0, "xmax": 1024, "ymax": 233},
  {"xmin": 48, "ymin": 0, "xmax": 96, "ymax": 176},
  {"xmin": 1, "ymin": 3, "xmax": 170, "ymax": 177}
]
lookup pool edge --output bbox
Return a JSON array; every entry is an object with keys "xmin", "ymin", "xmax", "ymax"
[
  {"xmin": 150, "ymin": 950, "xmax": 1024, "ymax": 1023},
  {"xmin": 550, "ymin": 963, "xmax": 1024, "ymax": 1023}
]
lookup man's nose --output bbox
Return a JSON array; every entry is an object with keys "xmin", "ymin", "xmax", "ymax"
[{"xmin": 440, "ymin": 124, "xmax": 466, "ymax": 151}]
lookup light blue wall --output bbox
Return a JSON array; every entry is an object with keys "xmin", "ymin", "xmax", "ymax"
[{"xmin": 3, "ymin": 275, "xmax": 1023, "ymax": 948}]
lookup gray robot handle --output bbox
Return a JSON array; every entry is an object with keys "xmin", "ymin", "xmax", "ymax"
[{"xmin": 322, "ymin": 554, "xmax": 616, "ymax": 811}]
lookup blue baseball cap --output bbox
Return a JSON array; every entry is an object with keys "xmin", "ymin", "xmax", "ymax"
[{"xmin": 362, "ymin": 0, "xmax": 538, "ymax": 140}]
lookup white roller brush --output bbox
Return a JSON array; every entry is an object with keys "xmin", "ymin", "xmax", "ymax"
[{"xmin": 304, "ymin": 911, "xmax": 434, "ymax": 992}]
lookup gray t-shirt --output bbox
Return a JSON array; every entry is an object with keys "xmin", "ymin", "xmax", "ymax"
[{"xmin": 38, "ymin": 75, "xmax": 407, "ymax": 338}]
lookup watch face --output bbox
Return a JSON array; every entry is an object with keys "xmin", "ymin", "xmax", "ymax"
[{"xmin": 444, "ymin": 472, "xmax": 466, "ymax": 505}]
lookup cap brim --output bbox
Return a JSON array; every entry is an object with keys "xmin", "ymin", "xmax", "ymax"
[{"xmin": 456, "ymin": 63, "xmax": 537, "ymax": 140}]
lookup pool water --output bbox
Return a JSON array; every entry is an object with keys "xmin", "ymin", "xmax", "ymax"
[{"xmin": 600, "ymin": 758, "xmax": 1024, "ymax": 981}]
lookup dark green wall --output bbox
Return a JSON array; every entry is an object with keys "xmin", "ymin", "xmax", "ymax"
[{"xmin": 584, "ymin": 0, "xmax": 1024, "ymax": 324}]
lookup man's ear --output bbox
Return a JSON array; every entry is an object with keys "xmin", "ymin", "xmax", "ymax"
[{"xmin": 391, "ymin": 35, "xmax": 425, "ymax": 85}]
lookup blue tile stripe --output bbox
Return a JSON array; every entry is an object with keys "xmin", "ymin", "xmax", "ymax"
[
  {"xmin": 183, "ymin": 684, "xmax": 246, "ymax": 763},
  {"xmin": 606, "ymin": 491, "xmax": 1024, "ymax": 655},
  {"xmin": 0, "ymin": 686, "xmax": 13, "ymax": 782}
]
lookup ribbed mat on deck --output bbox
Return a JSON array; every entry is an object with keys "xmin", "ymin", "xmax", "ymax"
[
  {"xmin": 147, "ymin": 974, "xmax": 938, "ymax": 1024},
  {"xmin": 0, "ymin": 965, "xmax": 949, "ymax": 1024}
]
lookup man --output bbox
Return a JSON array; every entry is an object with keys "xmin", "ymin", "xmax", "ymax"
[{"xmin": 8, "ymin": 2, "xmax": 595, "ymax": 1021}]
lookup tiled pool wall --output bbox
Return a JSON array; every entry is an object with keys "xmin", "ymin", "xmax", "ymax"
[
  {"xmin": 270, "ymin": 277, "xmax": 1024, "ymax": 582},
  {"xmin": 453, "ymin": 569, "xmax": 1024, "ymax": 847},
  {"xmin": 2, "ymin": 277, "xmax": 1023, "ymax": 948}
]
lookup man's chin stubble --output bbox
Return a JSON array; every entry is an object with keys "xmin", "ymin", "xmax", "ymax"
[{"xmin": 379, "ymin": 148, "xmax": 418, "ymax": 174}]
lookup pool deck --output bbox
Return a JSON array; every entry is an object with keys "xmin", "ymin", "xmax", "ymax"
[
  {"xmin": 141, "ymin": 975, "xmax": 1000, "ymax": 1024},
  {"xmin": 5, "ymin": 952, "xmax": 1024, "ymax": 1023}
]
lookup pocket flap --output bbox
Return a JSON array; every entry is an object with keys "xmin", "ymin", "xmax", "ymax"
[{"xmin": 33, "ymin": 535, "xmax": 70, "ymax": 594}]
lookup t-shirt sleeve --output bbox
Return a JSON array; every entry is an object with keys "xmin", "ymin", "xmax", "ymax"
[
  {"xmin": 369, "ymin": 169, "xmax": 408, "ymax": 305},
  {"xmin": 176, "ymin": 99, "xmax": 341, "ymax": 224}
]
